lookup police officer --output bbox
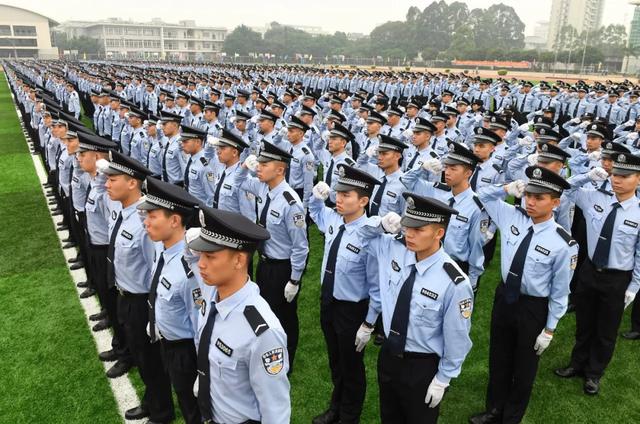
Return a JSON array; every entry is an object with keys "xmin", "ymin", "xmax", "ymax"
[
  {"xmin": 239, "ymin": 142, "xmax": 309, "ymax": 371},
  {"xmin": 180, "ymin": 124, "xmax": 215, "ymax": 206},
  {"xmin": 283, "ymin": 115, "xmax": 316, "ymax": 208},
  {"xmin": 471, "ymin": 166, "xmax": 577, "ymax": 424},
  {"xmin": 128, "ymin": 106, "xmax": 147, "ymax": 164},
  {"xmin": 186, "ymin": 207, "xmax": 291, "ymax": 423},
  {"xmin": 357, "ymin": 194, "xmax": 473, "ymax": 424},
  {"xmin": 208, "ymin": 129, "xmax": 250, "ymax": 211},
  {"xmin": 138, "ymin": 177, "xmax": 202, "ymax": 424},
  {"xmin": 555, "ymin": 152, "xmax": 640, "ymax": 395},
  {"xmin": 101, "ymin": 151, "xmax": 174, "ymax": 422},
  {"xmin": 159, "ymin": 111, "xmax": 186, "ymax": 186},
  {"xmin": 404, "ymin": 117, "xmax": 440, "ymax": 179},
  {"xmin": 308, "ymin": 165, "xmax": 381, "ymax": 424},
  {"xmin": 314, "ymin": 122, "xmax": 357, "ymax": 207}
]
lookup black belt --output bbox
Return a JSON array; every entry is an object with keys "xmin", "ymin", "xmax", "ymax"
[
  {"xmin": 160, "ymin": 337, "xmax": 194, "ymax": 347},
  {"xmin": 258, "ymin": 254, "xmax": 290, "ymax": 264},
  {"xmin": 587, "ymin": 258, "xmax": 632, "ymax": 274},
  {"xmin": 203, "ymin": 420, "xmax": 259, "ymax": 424},
  {"xmin": 116, "ymin": 286, "xmax": 148, "ymax": 297}
]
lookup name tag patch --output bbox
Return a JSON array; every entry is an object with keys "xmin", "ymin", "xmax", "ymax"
[
  {"xmin": 121, "ymin": 230, "xmax": 133, "ymax": 240},
  {"xmin": 160, "ymin": 277, "xmax": 171, "ymax": 290},
  {"xmin": 481, "ymin": 177, "xmax": 492, "ymax": 183},
  {"xmin": 510, "ymin": 225, "xmax": 520, "ymax": 236},
  {"xmin": 535, "ymin": 245, "xmax": 550, "ymax": 256},
  {"xmin": 456, "ymin": 215, "xmax": 468, "ymax": 223},
  {"xmin": 594, "ymin": 204, "xmax": 603, "ymax": 213},
  {"xmin": 346, "ymin": 243, "xmax": 360, "ymax": 254},
  {"xmin": 386, "ymin": 191, "xmax": 397, "ymax": 198},
  {"xmin": 624, "ymin": 220, "xmax": 638, "ymax": 228},
  {"xmin": 421, "ymin": 288, "xmax": 439, "ymax": 300},
  {"xmin": 215, "ymin": 338, "xmax": 233, "ymax": 357},
  {"xmin": 87, "ymin": 198, "xmax": 95, "ymax": 205},
  {"xmin": 270, "ymin": 210, "xmax": 280, "ymax": 218}
]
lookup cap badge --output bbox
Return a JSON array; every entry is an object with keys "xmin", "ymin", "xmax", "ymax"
[
  {"xmin": 533, "ymin": 168, "xmax": 542, "ymax": 178},
  {"xmin": 199, "ymin": 209, "xmax": 206, "ymax": 227},
  {"xmin": 406, "ymin": 196, "xmax": 415, "ymax": 209}
]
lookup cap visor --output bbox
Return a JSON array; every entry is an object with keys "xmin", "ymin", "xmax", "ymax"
[
  {"xmin": 612, "ymin": 167, "xmax": 638, "ymax": 176},
  {"xmin": 188, "ymin": 236, "xmax": 226, "ymax": 253},
  {"xmin": 101, "ymin": 167, "xmax": 124, "ymax": 176},
  {"xmin": 136, "ymin": 200, "xmax": 161, "ymax": 211},
  {"xmin": 256, "ymin": 156, "xmax": 273, "ymax": 163},
  {"xmin": 524, "ymin": 183, "xmax": 553, "ymax": 194},
  {"xmin": 400, "ymin": 215, "xmax": 428, "ymax": 228}
]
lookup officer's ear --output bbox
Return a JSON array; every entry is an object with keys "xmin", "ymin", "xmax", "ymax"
[{"xmin": 550, "ymin": 195, "xmax": 561, "ymax": 209}]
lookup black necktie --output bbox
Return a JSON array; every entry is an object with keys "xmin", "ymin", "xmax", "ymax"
[
  {"xmin": 592, "ymin": 202, "xmax": 621, "ymax": 269},
  {"xmin": 605, "ymin": 104, "xmax": 613, "ymax": 122},
  {"xmin": 259, "ymin": 194, "xmax": 271, "ymax": 228},
  {"xmin": 520, "ymin": 94, "xmax": 527, "ymax": 112},
  {"xmin": 470, "ymin": 168, "xmax": 479, "ymax": 191},
  {"xmin": 285, "ymin": 148, "xmax": 293, "ymax": 182},
  {"xmin": 386, "ymin": 265, "xmax": 417, "ymax": 355},
  {"xmin": 197, "ymin": 301, "xmax": 217, "ymax": 422},
  {"xmin": 212, "ymin": 170, "xmax": 226, "ymax": 208},
  {"xmin": 325, "ymin": 158, "xmax": 334, "ymax": 186},
  {"xmin": 407, "ymin": 152, "xmax": 419, "ymax": 170},
  {"xmin": 162, "ymin": 142, "xmax": 169, "ymax": 182},
  {"xmin": 573, "ymin": 100, "xmax": 580, "ymax": 118},
  {"xmin": 184, "ymin": 157, "xmax": 193, "ymax": 189},
  {"xmin": 504, "ymin": 226, "xmax": 534, "ymax": 304},
  {"xmin": 626, "ymin": 106, "xmax": 633, "ymax": 122},
  {"xmin": 148, "ymin": 252, "xmax": 165, "ymax": 342},
  {"xmin": 370, "ymin": 176, "xmax": 387, "ymax": 216},
  {"xmin": 321, "ymin": 224, "xmax": 345, "ymax": 306},
  {"xmin": 106, "ymin": 212, "xmax": 123, "ymax": 285}
]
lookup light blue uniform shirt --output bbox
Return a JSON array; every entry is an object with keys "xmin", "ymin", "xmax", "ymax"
[
  {"xmin": 478, "ymin": 184, "xmax": 578, "ymax": 329},
  {"xmin": 109, "ymin": 199, "xmax": 156, "ymax": 293},
  {"xmin": 354, "ymin": 160, "xmax": 406, "ymax": 217},
  {"xmin": 565, "ymin": 173, "xmax": 640, "ymax": 294},
  {"xmin": 309, "ymin": 197, "xmax": 381, "ymax": 324},
  {"xmin": 163, "ymin": 134, "xmax": 187, "ymax": 184},
  {"xmin": 238, "ymin": 174, "xmax": 309, "ymax": 281},
  {"xmin": 185, "ymin": 149, "xmax": 215, "ymax": 206},
  {"xmin": 212, "ymin": 161, "xmax": 243, "ymax": 212},
  {"xmin": 152, "ymin": 240, "xmax": 201, "ymax": 341},
  {"xmin": 85, "ymin": 173, "xmax": 110, "ymax": 245},
  {"xmin": 129, "ymin": 126, "xmax": 147, "ymax": 164},
  {"xmin": 196, "ymin": 281, "xmax": 290, "ymax": 424},
  {"xmin": 358, "ymin": 221, "xmax": 473, "ymax": 384}
]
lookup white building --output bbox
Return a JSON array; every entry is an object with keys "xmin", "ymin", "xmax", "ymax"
[
  {"xmin": 0, "ymin": 4, "xmax": 58, "ymax": 59},
  {"xmin": 547, "ymin": 0, "xmax": 604, "ymax": 50},
  {"xmin": 56, "ymin": 18, "xmax": 227, "ymax": 61}
]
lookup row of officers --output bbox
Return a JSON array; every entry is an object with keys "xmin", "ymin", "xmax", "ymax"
[{"xmin": 9, "ymin": 62, "xmax": 640, "ymax": 424}]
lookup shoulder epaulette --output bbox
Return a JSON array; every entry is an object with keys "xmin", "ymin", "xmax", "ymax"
[
  {"xmin": 473, "ymin": 195, "xmax": 485, "ymax": 211},
  {"xmin": 443, "ymin": 262, "xmax": 466, "ymax": 285},
  {"xmin": 598, "ymin": 188, "xmax": 613, "ymax": 196},
  {"xmin": 515, "ymin": 205, "xmax": 528, "ymax": 216},
  {"xmin": 429, "ymin": 151, "xmax": 439, "ymax": 158},
  {"xmin": 492, "ymin": 163, "xmax": 504, "ymax": 173},
  {"xmin": 556, "ymin": 227, "xmax": 577, "ymax": 247},
  {"xmin": 243, "ymin": 305, "xmax": 269, "ymax": 337},
  {"xmin": 394, "ymin": 233, "xmax": 406, "ymax": 245},
  {"xmin": 345, "ymin": 157, "xmax": 356, "ymax": 166},
  {"xmin": 301, "ymin": 146, "xmax": 311, "ymax": 155},
  {"xmin": 181, "ymin": 257, "xmax": 194, "ymax": 278},
  {"xmin": 283, "ymin": 191, "xmax": 297, "ymax": 205},
  {"xmin": 434, "ymin": 182, "xmax": 451, "ymax": 192},
  {"xmin": 199, "ymin": 157, "xmax": 209, "ymax": 166}
]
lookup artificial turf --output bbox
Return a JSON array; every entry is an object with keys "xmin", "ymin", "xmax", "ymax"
[{"xmin": 2, "ymin": 72, "xmax": 640, "ymax": 423}]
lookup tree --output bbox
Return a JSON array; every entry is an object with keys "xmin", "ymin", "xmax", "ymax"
[
  {"xmin": 53, "ymin": 32, "xmax": 103, "ymax": 55},
  {"xmin": 223, "ymin": 25, "xmax": 263, "ymax": 56}
]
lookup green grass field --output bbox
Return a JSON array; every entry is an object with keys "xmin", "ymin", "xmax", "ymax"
[{"xmin": 2, "ymin": 74, "xmax": 640, "ymax": 423}]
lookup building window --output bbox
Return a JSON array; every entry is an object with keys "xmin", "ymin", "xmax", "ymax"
[
  {"xmin": 13, "ymin": 26, "xmax": 37, "ymax": 36},
  {"xmin": 0, "ymin": 25, "xmax": 11, "ymax": 36},
  {"xmin": 0, "ymin": 38, "xmax": 38, "ymax": 47}
]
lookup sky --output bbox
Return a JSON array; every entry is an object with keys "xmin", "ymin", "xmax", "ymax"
[{"xmin": 3, "ymin": 0, "xmax": 638, "ymax": 36}]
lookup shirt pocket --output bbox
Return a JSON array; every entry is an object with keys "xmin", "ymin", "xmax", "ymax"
[
  {"xmin": 447, "ymin": 217, "xmax": 469, "ymax": 250},
  {"xmin": 266, "ymin": 209, "xmax": 283, "ymax": 226},
  {"xmin": 526, "ymin": 253, "xmax": 553, "ymax": 275},
  {"xmin": 210, "ymin": 354, "xmax": 238, "ymax": 379},
  {"xmin": 156, "ymin": 280, "xmax": 175, "ymax": 303},
  {"xmin": 414, "ymin": 298, "xmax": 442, "ymax": 327},
  {"xmin": 617, "ymin": 224, "xmax": 638, "ymax": 253},
  {"xmin": 587, "ymin": 209, "xmax": 604, "ymax": 231}
]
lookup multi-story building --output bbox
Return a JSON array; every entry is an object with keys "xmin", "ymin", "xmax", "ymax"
[
  {"xmin": 56, "ymin": 18, "xmax": 227, "ymax": 61},
  {"xmin": 0, "ymin": 4, "xmax": 58, "ymax": 59},
  {"xmin": 547, "ymin": 0, "xmax": 604, "ymax": 50}
]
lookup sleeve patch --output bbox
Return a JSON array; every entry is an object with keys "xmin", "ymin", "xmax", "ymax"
[
  {"xmin": 261, "ymin": 347, "xmax": 285, "ymax": 375},
  {"xmin": 459, "ymin": 298, "xmax": 473, "ymax": 319}
]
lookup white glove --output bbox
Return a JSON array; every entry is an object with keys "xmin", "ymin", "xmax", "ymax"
[
  {"xmin": 627, "ymin": 132, "xmax": 639, "ymax": 141},
  {"xmin": 250, "ymin": 114, "xmax": 260, "ymax": 123},
  {"xmin": 206, "ymin": 135, "xmax": 219, "ymax": 146},
  {"xmin": 578, "ymin": 121, "xmax": 589, "ymax": 129},
  {"xmin": 185, "ymin": 227, "xmax": 200, "ymax": 244},
  {"xmin": 321, "ymin": 130, "xmax": 330, "ymax": 141},
  {"xmin": 587, "ymin": 150, "xmax": 601, "ymax": 162},
  {"xmin": 422, "ymin": 158, "xmax": 443, "ymax": 174},
  {"xmin": 587, "ymin": 166, "xmax": 608, "ymax": 182},
  {"xmin": 518, "ymin": 123, "xmax": 530, "ymax": 131},
  {"xmin": 505, "ymin": 180, "xmax": 526, "ymax": 197},
  {"xmin": 402, "ymin": 128, "xmax": 413, "ymax": 138},
  {"xmin": 229, "ymin": 116, "xmax": 236, "ymax": 124},
  {"xmin": 625, "ymin": 290, "xmax": 636, "ymax": 309},
  {"xmin": 313, "ymin": 181, "xmax": 331, "ymax": 200},
  {"xmin": 424, "ymin": 376, "xmax": 449, "ymax": 408},
  {"xmin": 243, "ymin": 154, "xmax": 258, "ymax": 172},
  {"xmin": 358, "ymin": 117, "xmax": 366, "ymax": 127},
  {"xmin": 96, "ymin": 158, "xmax": 110, "ymax": 173},
  {"xmin": 518, "ymin": 136, "xmax": 533, "ymax": 147},
  {"xmin": 527, "ymin": 153, "xmax": 539, "ymax": 166},
  {"xmin": 571, "ymin": 117, "xmax": 581, "ymax": 124},
  {"xmin": 284, "ymin": 281, "xmax": 299, "ymax": 303},
  {"xmin": 354, "ymin": 323, "xmax": 374, "ymax": 352},
  {"xmin": 146, "ymin": 322, "xmax": 151, "ymax": 338},
  {"xmin": 473, "ymin": 114, "xmax": 483, "ymax": 123},
  {"xmin": 625, "ymin": 119, "xmax": 635, "ymax": 127},
  {"xmin": 381, "ymin": 212, "xmax": 402, "ymax": 234},
  {"xmin": 484, "ymin": 230, "xmax": 495, "ymax": 241},
  {"xmin": 366, "ymin": 145, "xmax": 378, "ymax": 158},
  {"xmin": 571, "ymin": 132, "xmax": 582, "ymax": 141},
  {"xmin": 534, "ymin": 330, "xmax": 553, "ymax": 356},
  {"xmin": 534, "ymin": 110, "xmax": 544, "ymax": 116},
  {"xmin": 279, "ymin": 126, "xmax": 288, "ymax": 137}
]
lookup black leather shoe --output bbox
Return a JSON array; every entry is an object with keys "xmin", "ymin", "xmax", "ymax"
[
  {"xmin": 99, "ymin": 349, "xmax": 119, "ymax": 362},
  {"xmin": 584, "ymin": 378, "xmax": 600, "ymax": 395},
  {"xmin": 106, "ymin": 360, "xmax": 132, "ymax": 379},
  {"xmin": 48, "ymin": 200, "xmax": 58, "ymax": 205},
  {"xmin": 68, "ymin": 256, "xmax": 80, "ymax": 263},
  {"xmin": 312, "ymin": 409, "xmax": 339, "ymax": 424},
  {"xmin": 62, "ymin": 242, "xmax": 77, "ymax": 249},
  {"xmin": 56, "ymin": 226, "xmax": 69, "ymax": 232},
  {"xmin": 621, "ymin": 331, "xmax": 640, "ymax": 340},
  {"xmin": 89, "ymin": 310, "xmax": 107, "ymax": 321},
  {"xmin": 51, "ymin": 210, "xmax": 63, "ymax": 216},
  {"xmin": 554, "ymin": 366, "xmax": 583, "ymax": 378},
  {"xmin": 124, "ymin": 406, "xmax": 149, "ymax": 420},
  {"xmin": 76, "ymin": 281, "xmax": 89, "ymax": 289},
  {"xmin": 92, "ymin": 318, "xmax": 110, "ymax": 332},
  {"xmin": 70, "ymin": 262, "xmax": 85, "ymax": 271},
  {"xmin": 80, "ymin": 288, "xmax": 95, "ymax": 298},
  {"xmin": 469, "ymin": 409, "xmax": 502, "ymax": 424},
  {"xmin": 62, "ymin": 237, "xmax": 73, "ymax": 243}
]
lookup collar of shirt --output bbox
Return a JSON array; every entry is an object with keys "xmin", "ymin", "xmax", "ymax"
[
  {"xmin": 223, "ymin": 161, "xmax": 240, "ymax": 176},
  {"xmin": 191, "ymin": 149, "xmax": 205, "ymax": 161},
  {"xmin": 531, "ymin": 216, "xmax": 556, "ymax": 235},
  {"xmin": 214, "ymin": 280, "xmax": 257, "ymax": 320},
  {"xmin": 415, "ymin": 247, "xmax": 445, "ymax": 276},
  {"xmin": 267, "ymin": 179, "xmax": 288, "ymax": 200},
  {"xmin": 616, "ymin": 194, "xmax": 638, "ymax": 211},
  {"xmin": 385, "ymin": 168, "xmax": 403, "ymax": 180},
  {"xmin": 161, "ymin": 239, "xmax": 185, "ymax": 264},
  {"xmin": 122, "ymin": 198, "xmax": 143, "ymax": 220},
  {"xmin": 332, "ymin": 151, "xmax": 349, "ymax": 161},
  {"xmin": 451, "ymin": 187, "xmax": 473, "ymax": 203},
  {"xmin": 343, "ymin": 213, "xmax": 368, "ymax": 235}
]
